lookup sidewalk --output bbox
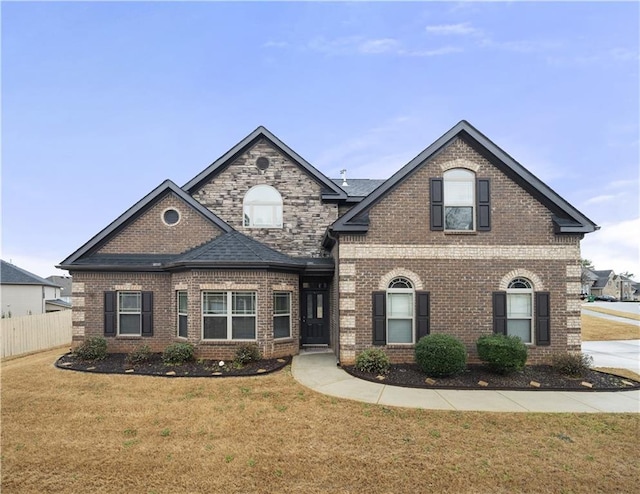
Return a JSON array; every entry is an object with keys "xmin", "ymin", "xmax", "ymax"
[{"xmin": 291, "ymin": 352, "xmax": 640, "ymax": 413}]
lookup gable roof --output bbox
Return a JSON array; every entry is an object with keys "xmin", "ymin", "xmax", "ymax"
[
  {"xmin": 591, "ymin": 270, "xmax": 614, "ymax": 288},
  {"xmin": 331, "ymin": 120, "xmax": 599, "ymax": 234},
  {"xmin": 1, "ymin": 260, "xmax": 59, "ymax": 287},
  {"xmin": 58, "ymin": 180, "xmax": 232, "ymax": 268},
  {"xmin": 183, "ymin": 126, "xmax": 347, "ymax": 200}
]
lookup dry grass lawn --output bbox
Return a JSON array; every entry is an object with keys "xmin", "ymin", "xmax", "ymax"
[
  {"xmin": 581, "ymin": 314, "xmax": 640, "ymax": 341},
  {"xmin": 2, "ymin": 349, "xmax": 639, "ymax": 493},
  {"xmin": 584, "ymin": 306, "xmax": 640, "ymax": 322}
]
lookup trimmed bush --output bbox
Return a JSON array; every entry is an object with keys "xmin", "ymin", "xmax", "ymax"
[
  {"xmin": 234, "ymin": 344, "xmax": 262, "ymax": 365},
  {"xmin": 476, "ymin": 334, "xmax": 528, "ymax": 375},
  {"xmin": 126, "ymin": 344, "xmax": 152, "ymax": 365},
  {"xmin": 552, "ymin": 352, "xmax": 593, "ymax": 377},
  {"xmin": 162, "ymin": 343, "xmax": 194, "ymax": 365},
  {"xmin": 354, "ymin": 348, "xmax": 391, "ymax": 374},
  {"xmin": 415, "ymin": 334, "xmax": 467, "ymax": 377},
  {"xmin": 73, "ymin": 336, "xmax": 108, "ymax": 361}
]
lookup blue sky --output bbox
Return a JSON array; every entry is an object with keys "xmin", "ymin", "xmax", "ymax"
[{"xmin": 2, "ymin": 1, "xmax": 639, "ymax": 279}]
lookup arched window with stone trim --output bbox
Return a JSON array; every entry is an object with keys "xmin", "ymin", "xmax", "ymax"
[
  {"xmin": 372, "ymin": 277, "xmax": 430, "ymax": 346},
  {"xmin": 243, "ymin": 185, "xmax": 283, "ymax": 228},
  {"xmin": 493, "ymin": 276, "xmax": 550, "ymax": 346}
]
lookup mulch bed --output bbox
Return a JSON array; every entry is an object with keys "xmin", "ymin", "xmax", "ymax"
[
  {"xmin": 55, "ymin": 352, "xmax": 290, "ymax": 378},
  {"xmin": 343, "ymin": 364, "xmax": 640, "ymax": 392}
]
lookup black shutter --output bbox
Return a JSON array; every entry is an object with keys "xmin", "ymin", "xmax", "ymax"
[
  {"xmin": 477, "ymin": 178, "xmax": 491, "ymax": 231},
  {"xmin": 415, "ymin": 291, "xmax": 430, "ymax": 341},
  {"xmin": 141, "ymin": 291, "xmax": 154, "ymax": 337},
  {"xmin": 104, "ymin": 291, "xmax": 116, "ymax": 337},
  {"xmin": 372, "ymin": 292, "xmax": 386, "ymax": 345},
  {"xmin": 430, "ymin": 178, "xmax": 444, "ymax": 231},
  {"xmin": 535, "ymin": 292, "xmax": 550, "ymax": 346},
  {"xmin": 492, "ymin": 292, "xmax": 507, "ymax": 335}
]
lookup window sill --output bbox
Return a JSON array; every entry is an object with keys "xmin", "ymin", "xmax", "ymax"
[
  {"xmin": 115, "ymin": 335, "xmax": 142, "ymax": 340},
  {"xmin": 444, "ymin": 230, "xmax": 477, "ymax": 235},
  {"xmin": 274, "ymin": 337, "xmax": 294, "ymax": 344},
  {"xmin": 200, "ymin": 339, "xmax": 257, "ymax": 345},
  {"xmin": 386, "ymin": 343, "xmax": 415, "ymax": 347}
]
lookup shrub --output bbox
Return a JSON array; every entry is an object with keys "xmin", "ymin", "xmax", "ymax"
[
  {"xmin": 476, "ymin": 334, "xmax": 528, "ymax": 375},
  {"xmin": 234, "ymin": 344, "xmax": 262, "ymax": 366},
  {"xmin": 414, "ymin": 334, "xmax": 467, "ymax": 377},
  {"xmin": 73, "ymin": 336, "xmax": 108, "ymax": 361},
  {"xmin": 552, "ymin": 351, "xmax": 593, "ymax": 377},
  {"xmin": 354, "ymin": 348, "xmax": 391, "ymax": 374},
  {"xmin": 126, "ymin": 344, "xmax": 152, "ymax": 365},
  {"xmin": 162, "ymin": 343, "xmax": 194, "ymax": 365}
]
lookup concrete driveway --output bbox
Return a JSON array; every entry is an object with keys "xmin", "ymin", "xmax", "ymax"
[
  {"xmin": 580, "ymin": 302, "xmax": 639, "ymax": 372},
  {"xmin": 582, "ymin": 340, "xmax": 640, "ymax": 373}
]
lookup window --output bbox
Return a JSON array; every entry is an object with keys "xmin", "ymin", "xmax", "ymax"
[
  {"xmin": 202, "ymin": 292, "xmax": 256, "ymax": 340},
  {"xmin": 386, "ymin": 278, "xmax": 414, "ymax": 344},
  {"xmin": 104, "ymin": 291, "xmax": 153, "ymax": 337},
  {"xmin": 273, "ymin": 292, "xmax": 291, "ymax": 339},
  {"xmin": 430, "ymin": 172, "xmax": 490, "ymax": 231},
  {"xmin": 506, "ymin": 278, "xmax": 533, "ymax": 343},
  {"xmin": 444, "ymin": 169, "xmax": 475, "ymax": 230},
  {"xmin": 177, "ymin": 291, "xmax": 188, "ymax": 338},
  {"xmin": 163, "ymin": 208, "xmax": 180, "ymax": 226},
  {"xmin": 243, "ymin": 185, "xmax": 283, "ymax": 228},
  {"xmin": 119, "ymin": 291, "xmax": 141, "ymax": 335}
]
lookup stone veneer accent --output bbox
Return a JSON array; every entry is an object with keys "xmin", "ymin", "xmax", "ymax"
[
  {"xmin": 499, "ymin": 269, "xmax": 545, "ymax": 291},
  {"xmin": 192, "ymin": 139, "xmax": 339, "ymax": 258}
]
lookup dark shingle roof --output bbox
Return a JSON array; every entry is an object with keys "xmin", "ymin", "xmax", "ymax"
[
  {"xmin": 173, "ymin": 231, "xmax": 307, "ymax": 268},
  {"xmin": 592, "ymin": 270, "xmax": 614, "ymax": 289},
  {"xmin": 1, "ymin": 260, "xmax": 59, "ymax": 287},
  {"xmin": 331, "ymin": 179, "xmax": 385, "ymax": 197},
  {"xmin": 46, "ymin": 276, "xmax": 73, "ymax": 295},
  {"xmin": 70, "ymin": 254, "xmax": 176, "ymax": 270}
]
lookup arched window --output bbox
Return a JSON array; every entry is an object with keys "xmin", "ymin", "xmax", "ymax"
[
  {"xmin": 443, "ymin": 168, "xmax": 475, "ymax": 231},
  {"xmin": 507, "ymin": 277, "xmax": 533, "ymax": 343},
  {"xmin": 243, "ymin": 185, "xmax": 283, "ymax": 228},
  {"xmin": 387, "ymin": 277, "xmax": 414, "ymax": 344}
]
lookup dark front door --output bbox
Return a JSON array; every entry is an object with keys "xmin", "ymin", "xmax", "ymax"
[{"xmin": 301, "ymin": 288, "xmax": 329, "ymax": 345}]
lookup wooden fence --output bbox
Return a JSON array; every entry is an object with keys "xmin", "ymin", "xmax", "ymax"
[{"xmin": 1, "ymin": 311, "xmax": 72, "ymax": 359}]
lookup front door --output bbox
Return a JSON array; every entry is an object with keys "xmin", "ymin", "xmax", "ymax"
[{"xmin": 301, "ymin": 287, "xmax": 329, "ymax": 345}]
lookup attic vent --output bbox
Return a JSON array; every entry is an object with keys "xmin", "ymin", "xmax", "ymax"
[
  {"xmin": 256, "ymin": 157, "xmax": 270, "ymax": 171},
  {"xmin": 162, "ymin": 208, "xmax": 180, "ymax": 226}
]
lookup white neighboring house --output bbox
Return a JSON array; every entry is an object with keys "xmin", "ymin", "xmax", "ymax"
[{"xmin": 1, "ymin": 260, "xmax": 71, "ymax": 317}]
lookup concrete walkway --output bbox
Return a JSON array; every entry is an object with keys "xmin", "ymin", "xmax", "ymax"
[
  {"xmin": 291, "ymin": 353, "xmax": 640, "ymax": 413},
  {"xmin": 582, "ymin": 340, "xmax": 640, "ymax": 373}
]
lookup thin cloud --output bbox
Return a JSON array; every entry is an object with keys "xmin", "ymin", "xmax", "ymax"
[
  {"xmin": 306, "ymin": 36, "xmax": 460, "ymax": 58},
  {"xmin": 358, "ymin": 38, "xmax": 400, "ymax": 54},
  {"xmin": 263, "ymin": 40, "xmax": 288, "ymax": 48},
  {"xmin": 584, "ymin": 194, "xmax": 617, "ymax": 205},
  {"xmin": 425, "ymin": 22, "xmax": 481, "ymax": 36}
]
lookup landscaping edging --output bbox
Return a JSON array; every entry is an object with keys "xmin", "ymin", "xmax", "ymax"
[{"xmin": 55, "ymin": 353, "xmax": 291, "ymax": 378}]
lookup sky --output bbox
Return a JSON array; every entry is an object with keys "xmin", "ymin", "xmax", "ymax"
[{"xmin": 1, "ymin": 1, "xmax": 639, "ymax": 280}]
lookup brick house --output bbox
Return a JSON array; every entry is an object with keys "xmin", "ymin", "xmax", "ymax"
[{"xmin": 59, "ymin": 121, "xmax": 598, "ymax": 365}]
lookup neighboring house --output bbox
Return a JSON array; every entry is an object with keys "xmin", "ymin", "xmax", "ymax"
[
  {"xmin": 47, "ymin": 275, "xmax": 73, "ymax": 304},
  {"xmin": 1, "ymin": 260, "xmax": 70, "ymax": 316},
  {"xmin": 581, "ymin": 267, "xmax": 599, "ymax": 297},
  {"xmin": 616, "ymin": 275, "xmax": 635, "ymax": 301},
  {"xmin": 58, "ymin": 121, "xmax": 598, "ymax": 365},
  {"xmin": 631, "ymin": 282, "xmax": 640, "ymax": 301},
  {"xmin": 589, "ymin": 270, "xmax": 617, "ymax": 298}
]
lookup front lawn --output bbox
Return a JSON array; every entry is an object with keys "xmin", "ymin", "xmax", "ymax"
[{"xmin": 1, "ymin": 349, "xmax": 638, "ymax": 493}]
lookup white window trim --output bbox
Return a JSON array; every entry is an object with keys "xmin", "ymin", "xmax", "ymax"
[
  {"xmin": 201, "ymin": 291, "xmax": 257, "ymax": 341},
  {"xmin": 386, "ymin": 278, "xmax": 415, "ymax": 345},
  {"xmin": 118, "ymin": 291, "xmax": 141, "ymax": 336},
  {"xmin": 273, "ymin": 292, "xmax": 291, "ymax": 339},
  {"xmin": 444, "ymin": 168, "xmax": 475, "ymax": 232},
  {"xmin": 506, "ymin": 278, "xmax": 534, "ymax": 344},
  {"xmin": 243, "ymin": 185, "xmax": 283, "ymax": 228},
  {"xmin": 177, "ymin": 291, "xmax": 188, "ymax": 338}
]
